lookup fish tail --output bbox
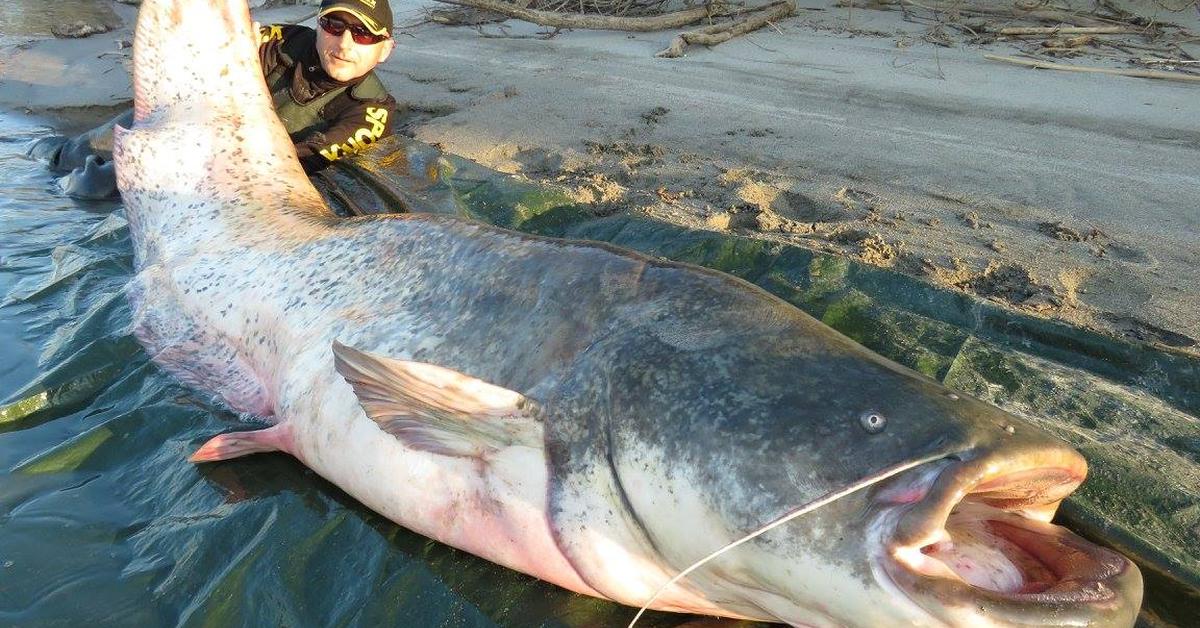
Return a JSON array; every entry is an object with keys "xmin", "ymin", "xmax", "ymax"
[{"xmin": 132, "ymin": 0, "xmax": 272, "ymax": 126}]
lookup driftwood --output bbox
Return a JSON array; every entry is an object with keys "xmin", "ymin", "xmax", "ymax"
[
  {"xmin": 427, "ymin": 6, "xmax": 512, "ymax": 26},
  {"xmin": 432, "ymin": 0, "xmax": 797, "ymax": 55},
  {"xmin": 656, "ymin": 0, "xmax": 795, "ymax": 57},
  {"xmin": 995, "ymin": 26, "xmax": 1144, "ymax": 36},
  {"xmin": 840, "ymin": 0, "xmax": 1195, "ymax": 74},
  {"xmin": 836, "ymin": 0, "xmax": 1123, "ymax": 28},
  {"xmin": 984, "ymin": 53, "xmax": 1200, "ymax": 83},
  {"xmin": 1043, "ymin": 34, "xmax": 1095, "ymax": 48},
  {"xmin": 533, "ymin": 0, "xmax": 669, "ymax": 19},
  {"xmin": 431, "ymin": 0, "xmax": 724, "ymax": 31},
  {"xmin": 1135, "ymin": 57, "xmax": 1200, "ymax": 65}
]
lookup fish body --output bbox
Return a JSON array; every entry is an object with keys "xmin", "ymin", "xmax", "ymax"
[{"xmin": 114, "ymin": 0, "xmax": 1142, "ymax": 625}]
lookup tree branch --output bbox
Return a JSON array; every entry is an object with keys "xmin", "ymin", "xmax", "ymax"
[
  {"xmin": 431, "ymin": 0, "xmax": 724, "ymax": 31},
  {"xmin": 656, "ymin": 0, "xmax": 795, "ymax": 57},
  {"xmin": 984, "ymin": 53, "xmax": 1200, "ymax": 83}
]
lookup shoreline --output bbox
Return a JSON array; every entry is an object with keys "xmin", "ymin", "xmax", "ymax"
[{"xmin": 2, "ymin": 0, "xmax": 1197, "ymax": 354}]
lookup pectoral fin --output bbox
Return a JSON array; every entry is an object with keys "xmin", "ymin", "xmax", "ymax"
[{"xmin": 332, "ymin": 341, "xmax": 543, "ymax": 459}]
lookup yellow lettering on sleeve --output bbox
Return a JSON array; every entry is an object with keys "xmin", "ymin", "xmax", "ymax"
[
  {"xmin": 319, "ymin": 145, "xmax": 344, "ymax": 162},
  {"xmin": 318, "ymin": 108, "xmax": 390, "ymax": 163},
  {"xmin": 259, "ymin": 24, "xmax": 283, "ymax": 44}
]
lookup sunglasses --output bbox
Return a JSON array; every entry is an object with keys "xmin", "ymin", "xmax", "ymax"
[{"xmin": 318, "ymin": 15, "xmax": 388, "ymax": 45}]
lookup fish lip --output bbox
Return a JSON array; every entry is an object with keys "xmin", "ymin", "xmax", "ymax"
[
  {"xmin": 891, "ymin": 443, "xmax": 1089, "ymax": 548},
  {"xmin": 873, "ymin": 445, "xmax": 1143, "ymax": 627}
]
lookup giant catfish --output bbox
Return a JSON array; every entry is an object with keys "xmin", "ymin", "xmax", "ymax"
[{"xmin": 112, "ymin": 0, "xmax": 1143, "ymax": 625}]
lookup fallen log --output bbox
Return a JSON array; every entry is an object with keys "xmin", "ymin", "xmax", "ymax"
[
  {"xmin": 996, "ymin": 26, "xmax": 1144, "ymax": 36},
  {"xmin": 984, "ymin": 53, "xmax": 1200, "ymax": 83},
  {"xmin": 836, "ymin": 0, "xmax": 1124, "ymax": 28},
  {"xmin": 431, "ymin": 0, "xmax": 722, "ymax": 31},
  {"xmin": 431, "ymin": 0, "xmax": 796, "ymax": 56},
  {"xmin": 656, "ymin": 0, "xmax": 795, "ymax": 57}
]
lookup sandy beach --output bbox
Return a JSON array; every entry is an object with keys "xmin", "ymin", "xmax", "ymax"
[{"xmin": 1, "ymin": 0, "xmax": 1197, "ymax": 353}]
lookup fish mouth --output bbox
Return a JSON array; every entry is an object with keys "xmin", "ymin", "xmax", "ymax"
[{"xmin": 876, "ymin": 444, "xmax": 1142, "ymax": 627}]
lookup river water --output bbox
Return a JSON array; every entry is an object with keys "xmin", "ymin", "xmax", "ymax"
[
  {"xmin": 0, "ymin": 113, "xmax": 687, "ymax": 627},
  {"xmin": 0, "ymin": 0, "xmax": 121, "ymax": 37}
]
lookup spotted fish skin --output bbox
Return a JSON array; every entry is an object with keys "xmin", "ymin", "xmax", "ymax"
[{"xmin": 113, "ymin": 1, "xmax": 1142, "ymax": 626}]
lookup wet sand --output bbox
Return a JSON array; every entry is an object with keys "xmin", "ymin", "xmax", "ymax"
[{"xmin": 1, "ymin": 0, "xmax": 1196, "ymax": 353}]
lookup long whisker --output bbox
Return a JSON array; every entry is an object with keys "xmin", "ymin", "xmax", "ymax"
[{"xmin": 627, "ymin": 450, "xmax": 953, "ymax": 628}]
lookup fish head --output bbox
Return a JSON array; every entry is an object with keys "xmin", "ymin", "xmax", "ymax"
[
  {"xmin": 862, "ymin": 397, "xmax": 1144, "ymax": 628},
  {"xmin": 603, "ymin": 308, "xmax": 1142, "ymax": 627},
  {"xmin": 667, "ymin": 337, "xmax": 1143, "ymax": 627}
]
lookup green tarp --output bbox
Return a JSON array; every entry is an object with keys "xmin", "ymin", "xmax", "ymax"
[
  {"xmin": 327, "ymin": 136, "xmax": 1200, "ymax": 626},
  {"xmin": 3, "ymin": 135, "xmax": 1195, "ymax": 626}
]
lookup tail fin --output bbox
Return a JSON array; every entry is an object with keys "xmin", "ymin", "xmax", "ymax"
[
  {"xmin": 119, "ymin": 0, "xmax": 329, "ymax": 230},
  {"xmin": 132, "ymin": 0, "xmax": 267, "ymax": 126}
]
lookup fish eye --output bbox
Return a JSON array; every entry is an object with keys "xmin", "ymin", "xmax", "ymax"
[{"xmin": 859, "ymin": 411, "xmax": 887, "ymax": 434}]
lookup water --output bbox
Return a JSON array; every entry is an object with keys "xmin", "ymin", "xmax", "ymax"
[
  {"xmin": 0, "ymin": 0, "xmax": 121, "ymax": 37},
  {"xmin": 0, "ymin": 113, "xmax": 685, "ymax": 627}
]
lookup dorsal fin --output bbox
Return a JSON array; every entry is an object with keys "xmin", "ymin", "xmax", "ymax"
[{"xmin": 332, "ymin": 341, "xmax": 543, "ymax": 459}]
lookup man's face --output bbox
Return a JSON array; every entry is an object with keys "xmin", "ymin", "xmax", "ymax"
[{"xmin": 315, "ymin": 11, "xmax": 394, "ymax": 82}]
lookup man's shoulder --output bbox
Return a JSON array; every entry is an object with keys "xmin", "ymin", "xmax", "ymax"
[
  {"xmin": 260, "ymin": 23, "xmax": 315, "ymax": 60},
  {"xmin": 279, "ymin": 24, "xmax": 316, "ymax": 59},
  {"xmin": 348, "ymin": 72, "xmax": 393, "ymax": 104}
]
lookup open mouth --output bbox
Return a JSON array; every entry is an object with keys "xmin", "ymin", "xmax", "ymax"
[{"xmin": 879, "ymin": 446, "xmax": 1142, "ymax": 626}]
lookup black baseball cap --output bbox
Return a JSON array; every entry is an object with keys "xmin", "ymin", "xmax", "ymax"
[{"xmin": 318, "ymin": 0, "xmax": 393, "ymax": 37}]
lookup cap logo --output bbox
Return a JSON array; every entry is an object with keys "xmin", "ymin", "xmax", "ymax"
[{"xmin": 361, "ymin": 0, "xmax": 376, "ymax": 7}]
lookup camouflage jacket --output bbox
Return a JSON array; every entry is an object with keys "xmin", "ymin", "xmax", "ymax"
[{"xmin": 258, "ymin": 24, "xmax": 398, "ymax": 173}]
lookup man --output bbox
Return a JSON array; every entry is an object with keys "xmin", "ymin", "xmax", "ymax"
[{"xmin": 34, "ymin": 0, "xmax": 399, "ymax": 199}]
